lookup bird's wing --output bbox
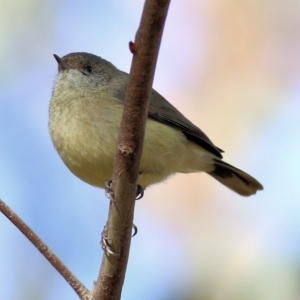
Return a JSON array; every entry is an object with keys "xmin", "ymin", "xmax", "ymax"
[
  {"xmin": 112, "ymin": 75, "xmax": 223, "ymax": 158},
  {"xmin": 148, "ymin": 89, "xmax": 223, "ymax": 158}
]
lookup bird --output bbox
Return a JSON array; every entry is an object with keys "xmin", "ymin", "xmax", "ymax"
[{"xmin": 49, "ymin": 52, "xmax": 263, "ymax": 196}]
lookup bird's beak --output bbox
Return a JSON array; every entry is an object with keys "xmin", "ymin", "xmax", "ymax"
[{"xmin": 53, "ymin": 54, "xmax": 71, "ymax": 71}]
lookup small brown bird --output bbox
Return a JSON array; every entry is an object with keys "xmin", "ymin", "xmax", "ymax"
[{"xmin": 49, "ymin": 52, "xmax": 263, "ymax": 196}]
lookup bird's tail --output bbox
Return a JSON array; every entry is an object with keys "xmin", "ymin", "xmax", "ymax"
[{"xmin": 208, "ymin": 159, "xmax": 263, "ymax": 196}]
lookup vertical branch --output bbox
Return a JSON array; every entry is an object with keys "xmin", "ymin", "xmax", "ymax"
[{"xmin": 90, "ymin": 0, "xmax": 171, "ymax": 299}]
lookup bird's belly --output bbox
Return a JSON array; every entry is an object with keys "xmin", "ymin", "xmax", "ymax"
[{"xmin": 53, "ymin": 116, "xmax": 213, "ymax": 189}]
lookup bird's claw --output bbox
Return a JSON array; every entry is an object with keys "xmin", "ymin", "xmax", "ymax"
[
  {"xmin": 132, "ymin": 223, "xmax": 138, "ymax": 237},
  {"xmin": 105, "ymin": 180, "xmax": 144, "ymax": 201},
  {"xmin": 105, "ymin": 180, "xmax": 114, "ymax": 201},
  {"xmin": 135, "ymin": 184, "xmax": 144, "ymax": 200},
  {"xmin": 101, "ymin": 232, "xmax": 119, "ymax": 256}
]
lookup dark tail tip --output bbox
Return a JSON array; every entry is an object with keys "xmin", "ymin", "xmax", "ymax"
[{"xmin": 208, "ymin": 159, "xmax": 263, "ymax": 196}]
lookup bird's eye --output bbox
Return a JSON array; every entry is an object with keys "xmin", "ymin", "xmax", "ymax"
[{"xmin": 83, "ymin": 66, "xmax": 94, "ymax": 74}]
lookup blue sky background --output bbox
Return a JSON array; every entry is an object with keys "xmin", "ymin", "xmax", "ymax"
[{"xmin": 1, "ymin": 1, "xmax": 300, "ymax": 299}]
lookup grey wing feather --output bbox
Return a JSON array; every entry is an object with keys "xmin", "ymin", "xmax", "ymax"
[
  {"xmin": 113, "ymin": 74, "xmax": 223, "ymax": 158},
  {"xmin": 148, "ymin": 90, "xmax": 223, "ymax": 158}
]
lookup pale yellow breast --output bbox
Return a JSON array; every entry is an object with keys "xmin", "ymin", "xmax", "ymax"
[{"xmin": 50, "ymin": 80, "xmax": 213, "ymax": 189}]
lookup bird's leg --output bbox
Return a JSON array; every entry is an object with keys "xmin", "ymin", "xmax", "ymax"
[{"xmin": 103, "ymin": 179, "xmax": 141, "ymax": 246}]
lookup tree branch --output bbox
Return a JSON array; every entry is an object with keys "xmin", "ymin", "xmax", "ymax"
[
  {"xmin": 0, "ymin": 1, "xmax": 170, "ymax": 299},
  {"xmin": 0, "ymin": 199, "xmax": 89, "ymax": 300},
  {"xmin": 90, "ymin": 1, "xmax": 171, "ymax": 299}
]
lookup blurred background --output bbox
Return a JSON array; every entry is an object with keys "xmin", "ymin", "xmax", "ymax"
[{"xmin": 0, "ymin": 0, "xmax": 299, "ymax": 299}]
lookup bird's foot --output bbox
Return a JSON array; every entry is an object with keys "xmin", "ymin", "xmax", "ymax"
[
  {"xmin": 105, "ymin": 180, "xmax": 144, "ymax": 201},
  {"xmin": 101, "ymin": 226, "xmax": 119, "ymax": 256},
  {"xmin": 100, "ymin": 223, "xmax": 138, "ymax": 256},
  {"xmin": 105, "ymin": 180, "xmax": 114, "ymax": 201}
]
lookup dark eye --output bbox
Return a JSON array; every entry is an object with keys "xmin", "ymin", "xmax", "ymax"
[{"xmin": 83, "ymin": 66, "xmax": 94, "ymax": 74}]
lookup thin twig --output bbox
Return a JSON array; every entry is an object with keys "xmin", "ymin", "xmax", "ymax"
[
  {"xmin": 90, "ymin": 1, "xmax": 171, "ymax": 299},
  {"xmin": 0, "ymin": 199, "xmax": 90, "ymax": 300}
]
